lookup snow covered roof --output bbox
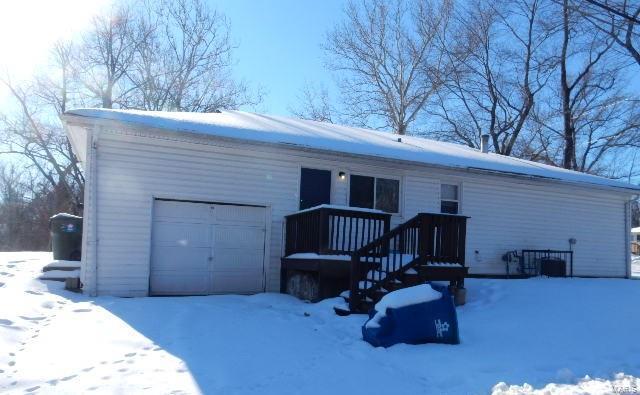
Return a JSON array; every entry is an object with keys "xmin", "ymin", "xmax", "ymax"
[{"xmin": 64, "ymin": 108, "xmax": 640, "ymax": 192}]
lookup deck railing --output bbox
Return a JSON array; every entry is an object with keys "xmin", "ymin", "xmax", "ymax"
[
  {"xmin": 350, "ymin": 213, "xmax": 468, "ymax": 310},
  {"xmin": 284, "ymin": 206, "xmax": 391, "ymax": 256}
]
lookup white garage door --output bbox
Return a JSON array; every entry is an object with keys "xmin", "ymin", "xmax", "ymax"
[{"xmin": 150, "ymin": 199, "xmax": 266, "ymax": 295}]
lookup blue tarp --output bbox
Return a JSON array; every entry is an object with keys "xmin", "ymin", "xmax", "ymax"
[{"xmin": 362, "ymin": 283, "xmax": 460, "ymax": 347}]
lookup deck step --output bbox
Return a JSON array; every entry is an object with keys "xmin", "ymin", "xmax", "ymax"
[
  {"xmin": 384, "ymin": 281, "xmax": 405, "ymax": 292},
  {"xmin": 401, "ymin": 272, "xmax": 422, "ymax": 286}
]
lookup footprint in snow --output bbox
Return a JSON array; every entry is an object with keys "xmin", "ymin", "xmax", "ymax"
[
  {"xmin": 0, "ymin": 319, "xmax": 13, "ymax": 326},
  {"xmin": 124, "ymin": 352, "xmax": 136, "ymax": 357},
  {"xmin": 82, "ymin": 367, "xmax": 94, "ymax": 372},
  {"xmin": 19, "ymin": 316, "xmax": 47, "ymax": 321},
  {"xmin": 0, "ymin": 282, "xmax": 5, "ymax": 288},
  {"xmin": 61, "ymin": 375, "xmax": 77, "ymax": 381},
  {"xmin": 47, "ymin": 379, "xmax": 59, "ymax": 386},
  {"xmin": 8, "ymin": 260, "xmax": 25, "ymax": 264},
  {"xmin": 25, "ymin": 386, "xmax": 40, "ymax": 393},
  {"xmin": 0, "ymin": 272, "xmax": 14, "ymax": 277},
  {"xmin": 41, "ymin": 301, "xmax": 55, "ymax": 309},
  {"xmin": 25, "ymin": 290, "xmax": 43, "ymax": 295},
  {"xmin": 8, "ymin": 361, "xmax": 16, "ymax": 366},
  {"xmin": 73, "ymin": 309, "xmax": 92, "ymax": 313}
]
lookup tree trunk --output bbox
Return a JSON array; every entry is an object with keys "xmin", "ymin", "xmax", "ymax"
[
  {"xmin": 561, "ymin": 0, "xmax": 575, "ymax": 170},
  {"xmin": 102, "ymin": 84, "xmax": 113, "ymax": 109}
]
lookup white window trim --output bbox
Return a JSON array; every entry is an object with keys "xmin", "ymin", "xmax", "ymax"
[
  {"xmin": 347, "ymin": 173, "xmax": 402, "ymax": 214},
  {"xmin": 440, "ymin": 182, "xmax": 462, "ymax": 214}
]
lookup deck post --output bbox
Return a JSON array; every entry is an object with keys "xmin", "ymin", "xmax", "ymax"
[
  {"xmin": 318, "ymin": 208, "xmax": 329, "ymax": 254},
  {"xmin": 349, "ymin": 254, "xmax": 360, "ymax": 311}
]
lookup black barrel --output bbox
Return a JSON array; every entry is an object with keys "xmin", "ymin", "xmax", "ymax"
[{"xmin": 50, "ymin": 213, "xmax": 83, "ymax": 261}]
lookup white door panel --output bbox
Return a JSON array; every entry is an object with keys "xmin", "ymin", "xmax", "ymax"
[
  {"xmin": 154, "ymin": 199, "xmax": 210, "ymax": 221},
  {"xmin": 214, "ymin": 251, "xmax": 264, "ymax": 270},
  {"xmin": 150, "ymin": 200, "xmax": 266, "ymax": 295},
  {"xmin": 214, "ymin": 225, "xmax": 264, "ymax": 249},
  {"xmin": 152, "ymin": 246, "xmax": 210, "ymax": 271},
  {"xmin": 214, "ymin": 204, "xmax": 265, "ymax": 225},
  {"xmin": 152, "ymin": 222, "xmax": 209, "ymax": 247}
]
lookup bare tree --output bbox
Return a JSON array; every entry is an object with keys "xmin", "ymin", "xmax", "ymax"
[
  {"xmin": 0, "ymin": 39, "xmax": 85, "ymax": 212},
  {"xmin": 324, "ymin": 0, "xmax": 452, "ymax": 134},
  {"xmin": 76, "ymin": 3, "xmax": 140, "ymax": 108},
  {"xmin": 288, "ymin": 83, "xmax": 335, "ymax": 123},
  {"xmin": 126, "ymin": 0, "xmax": 261, "ymax": 111},
  {"xmin": 0, "ymin": 78, "xmax": 84, "ymax": 212},
  {"xmin": 431, "ymin": 0, "xmax": 556, "ymax": 155},
  {"xmin": 570, "ymin": 0, "xmax": 640, "ymax": 66},
  {"xmin": 531, "ymin": 0, "xmax": 640, "ymax": 174}
]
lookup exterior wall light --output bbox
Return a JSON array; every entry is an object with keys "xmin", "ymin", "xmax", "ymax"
[{"xmin": 338, "ymin": 172, "xmax": 346, "ymax": 180}]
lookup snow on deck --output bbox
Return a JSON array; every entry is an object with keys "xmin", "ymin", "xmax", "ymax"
[
  {"xmin": 65, "ymin": 109, "xmax": 639, "ymax": 192},
  {"xmin": 285, "ymin": 253, "xmax": 351, "ymax": 261},
  {"xmin": 1, "ymin": 252, "xmax": 640, "ymax": 394},
  {"xmin": 290, "ymin": 204, "xmax": 386, "ymax": 216}
]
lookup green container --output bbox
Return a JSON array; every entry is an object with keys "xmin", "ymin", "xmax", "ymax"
[{"xmin": 50, "ymin": 213, "xmax": 83, "ymax": 261}]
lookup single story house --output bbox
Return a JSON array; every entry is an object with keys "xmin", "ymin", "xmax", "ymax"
[{"xmin": 62, "ymin": 109, "xmax": 639, "ymax": 302}]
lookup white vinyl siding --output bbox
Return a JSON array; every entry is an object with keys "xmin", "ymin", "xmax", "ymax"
[
  {"xmin": 463, "ymin": 179, "xmax": 627, "ymax": 276},
  {"xmin": 72, "ymin": 123, "xmax": 632, "ymax": 296}
]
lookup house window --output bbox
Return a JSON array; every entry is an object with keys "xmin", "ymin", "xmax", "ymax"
[
  {"xmin": 299, "ymin": 168, "xmax": 331, "ymax": 210},
  {"xmin": 441, "ymin": 184, "xmax": 459, "ymax": 214},
  {"xmin": 349, "ymin": 175, "xmax": 399, "ymax": 213}
]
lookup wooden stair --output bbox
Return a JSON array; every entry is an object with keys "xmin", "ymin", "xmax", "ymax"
[{"xmin": 336, "ymin": 213, "xmax": 468, "ymax": 315}]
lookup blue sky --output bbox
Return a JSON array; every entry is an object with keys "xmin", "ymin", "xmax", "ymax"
[
  {"xmin": 213, "ymin": 0, "xmax": 344, "ymax": 115},
  {"xmin": 0, "ymin": 0, "xmax": 345, "ymax": 116}
]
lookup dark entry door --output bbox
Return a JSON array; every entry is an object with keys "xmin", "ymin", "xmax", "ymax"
[{"xmin": 299, "ymin": 168, "xmax": 331, "ymax": 210}]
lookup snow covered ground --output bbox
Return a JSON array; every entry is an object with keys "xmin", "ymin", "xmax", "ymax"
[
  {"xmin": 632, "ymin": 255, "xmax": 640, "ymax": 277},
  {"xmin": 1, "ymin": 252, "xmax": 639, "ymax": 395}
]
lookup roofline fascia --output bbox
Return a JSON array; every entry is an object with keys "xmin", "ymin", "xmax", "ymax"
[{"xmin": 61, "ymin": 112, "xmax": 640, "ymax": 196}]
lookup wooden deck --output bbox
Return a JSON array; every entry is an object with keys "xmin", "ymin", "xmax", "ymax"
[{"xmin": 281, "ymin": 206, "xmax": 469, "ymax": 312}]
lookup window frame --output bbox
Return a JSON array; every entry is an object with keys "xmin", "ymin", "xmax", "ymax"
[
  {"xmin": 440, "ymin": 182, "xmax": 462, "ymax": 215},
  {"xmin": 347, "ymin": 173, "xmax": 402, "ymax": 214}
]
